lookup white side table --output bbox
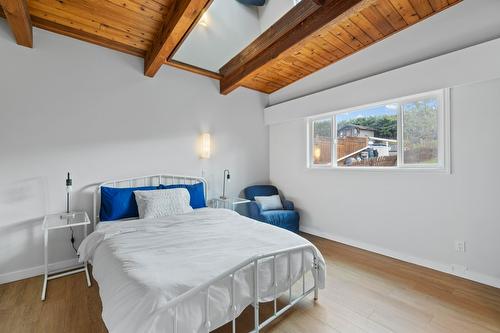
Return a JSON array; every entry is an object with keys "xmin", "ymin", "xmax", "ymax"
[
  {"xmin": 210, "ymin": 197, "xmax": 250, "ymax": 210},
  {"xmin": 41, "ymin": 211, "xmax": 91, "ymax": 301}
]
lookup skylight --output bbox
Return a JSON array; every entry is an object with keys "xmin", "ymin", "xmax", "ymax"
[{"xmin": 171, "ymin": 0, "xmax": 300, "ymax": 73}]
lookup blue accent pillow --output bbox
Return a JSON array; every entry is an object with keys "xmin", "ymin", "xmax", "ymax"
[
  {"xmin": 159, "ymin": 182, "xmax": 206, "ymax": 209},
  {"xmin": 100, "ymin": 186, "xmax": 158, "ymax": 221}
]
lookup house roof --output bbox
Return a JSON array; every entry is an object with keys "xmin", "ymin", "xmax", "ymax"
[{"xmin": 339, "ymin": 124, "xmax": 376, "ymax": 131}]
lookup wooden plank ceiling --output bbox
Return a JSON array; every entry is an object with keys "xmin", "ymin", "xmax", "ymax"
[
  {"xmin": 0, "ymin": 0, "xmax": 461, "ymax": 95},
  {"xmin": 20, "ymin": 0, "xmax": 176, "ymax": 57},
  {"xmin": 221, "ymin": 0, "xmax": 461, "ymax": 94}
]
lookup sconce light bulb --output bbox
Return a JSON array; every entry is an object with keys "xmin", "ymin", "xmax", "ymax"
[{"xmin": 200, "ymin": 133, "xmax": 211, "ymax": 159}]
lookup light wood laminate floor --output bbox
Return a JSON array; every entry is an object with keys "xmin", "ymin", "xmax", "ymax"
[{"xmin": 1, "ymin": 234, "xmax": 499, "ymax": 333}]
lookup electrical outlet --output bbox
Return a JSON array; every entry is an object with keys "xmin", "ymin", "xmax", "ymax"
[{"xmin": 455, "ymin": 240, "xmax": 466, "ymax": 253}]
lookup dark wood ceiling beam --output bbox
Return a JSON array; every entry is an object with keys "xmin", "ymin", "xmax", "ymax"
[
  {"xmin": 144, "ymin": 0, "xmax": 212, "ymax": 77},
  {"xmin": 220, "ymin": 0, "xmax": 378, "ymax": 95},
  {"xmin": 0, "ymin": 0, "xmax": 32, "ymax": 47},
  {"xmin": 164, "ymin": 59, "xmax": 222, "ymax": 80},
  {"xmin": 219, "ymin": 0, "xmax": 324, "ymax": 77}
]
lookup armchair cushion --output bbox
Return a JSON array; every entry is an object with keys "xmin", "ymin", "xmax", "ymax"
[
  {"xmin": 260, "ymin": 210, "xmax": 300, "ymax": 233},
  {"xmin": 255, "ymin": 195, "xmax": 283, "ymax": 211}
]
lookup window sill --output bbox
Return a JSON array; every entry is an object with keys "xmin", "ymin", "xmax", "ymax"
[{"xmin": 307, "ymin": 165, "xmax": 450, "ymax": 174}]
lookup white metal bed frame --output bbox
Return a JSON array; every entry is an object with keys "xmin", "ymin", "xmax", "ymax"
[{"xmin": 92, "ymin": 174, "xmax": 320, "ymax": 332}]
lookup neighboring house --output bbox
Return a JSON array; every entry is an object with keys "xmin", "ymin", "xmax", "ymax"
[
  {"xmin": 338, "ymin": 125, "xmax": 375, "ymax": 138},
  {"xmin": 336, "ymin": 124, "xmax": 398, "ymax": 165}
]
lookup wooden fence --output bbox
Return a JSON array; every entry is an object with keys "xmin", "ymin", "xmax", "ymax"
[
  {"xmin": 337, "ymin": 136, "xmax": 369, "ymax": 161},
  {"xmin": 314, "ymin": 136, "xmax": 398, "ymax": 166},
  {"xmin": 312, "ymin": 137, "xmax": 332, "ymax": 164},
  {"xmin": 314, "ymin": 136, "xmax": 371, "ymax": 165}
]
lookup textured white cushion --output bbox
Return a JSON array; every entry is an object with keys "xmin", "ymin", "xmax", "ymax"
[
  {"xmin": 134, "ymin": 188, "xmax": 193, "ymax": 219},
  {"xmin": 254, "ymin": 195, "xmax": 283, "ymax": 211}
]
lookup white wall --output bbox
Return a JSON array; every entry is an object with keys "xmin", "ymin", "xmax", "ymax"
[
  {"xmin": 173, "ymin": 0, "xmax": 298, "ymax": 72},
  {"xmin": 269, "ymin": 79, "xmax": 500, "ymax": 287},
  {"xmin": 0, "ymin": 22, "xmax": 269, "ymax": 282},
  {"xmin": 172, "ymin": 1, "xmax": 261, "ymax": 72},
  {"xmin": 257, "ymin": 0, "xmax": 295, "ymax": 32}
]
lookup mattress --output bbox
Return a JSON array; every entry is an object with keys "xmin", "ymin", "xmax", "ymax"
[{"xmin": 78, "ymin": 208, "xmax": 325, "ymax": 333}]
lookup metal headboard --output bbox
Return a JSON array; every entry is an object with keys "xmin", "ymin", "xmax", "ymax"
[{"xmin": 93, "ymin": 174, "xmax": 208, "ymax": 229}]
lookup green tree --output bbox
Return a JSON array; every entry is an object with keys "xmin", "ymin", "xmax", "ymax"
[
  {"xmin": 314, "ymin": 119, "xmax": 332, "ymax": 137},
  {"xmin": 337, "ymin": 115, "xmax": 397, "ymax": 139},
  {"xmin": 402, "ymin": 100, "xmax": 438, "ymax": 145}
]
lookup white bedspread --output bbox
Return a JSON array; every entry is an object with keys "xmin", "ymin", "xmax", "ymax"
[{"xmin": 78, "ymin": 208, "xmax": 325, "ymax": 333}]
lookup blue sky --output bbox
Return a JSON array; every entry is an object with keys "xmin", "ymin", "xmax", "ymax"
[
  {"xmin": 336, "ymin": 99, "xmax": 438, "ymax": 122},
  {"xmin": 336, "ymin": 104, "xmax": 398, "ymax": 122}
]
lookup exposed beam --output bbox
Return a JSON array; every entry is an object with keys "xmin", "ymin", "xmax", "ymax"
[
  {"xmin": 144, "ymin": 0, "xmax": 212, "ymax": 78},
  {"xmin": 0, "ymin": 0, "xmax": 32, "ymax": 47},
  {"xmin": 220, "ymin": 0, "xmax": 376, "ymax": 95},
  {"xmin": 219, "ymin": 0, "xmax": 324, "ymax": 77},
  {"xmin": 165, "ymin": 59, "xmax": 222, "ymax": 80}
]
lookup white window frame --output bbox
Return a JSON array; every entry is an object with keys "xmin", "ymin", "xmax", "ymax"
[{"xmin": 306, "ymin": 89, "xmax": 451, "ymax": 173}]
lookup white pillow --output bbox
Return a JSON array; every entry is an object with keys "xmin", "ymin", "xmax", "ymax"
[
  {"xmin": 134, "ymin": 188, "xmax": 193, "ymax": 219},
  {"xmin": 254, "ymin": 195, "xmax": 283, "ymax": 211}
]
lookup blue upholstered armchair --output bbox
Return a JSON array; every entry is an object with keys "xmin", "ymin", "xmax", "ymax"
[{"xmin": 243, "ymin": 185, "xmax": 299, "ymax": 233}]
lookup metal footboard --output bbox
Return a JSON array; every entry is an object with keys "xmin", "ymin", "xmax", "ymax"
[{"xmin": 164, "ymin": 244, "xmax": 320, "ymax": 333}]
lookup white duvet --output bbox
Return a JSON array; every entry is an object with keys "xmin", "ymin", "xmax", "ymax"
[{"xmin": 78, "ymin": 208, "xmax": 326, "ymax": 333}]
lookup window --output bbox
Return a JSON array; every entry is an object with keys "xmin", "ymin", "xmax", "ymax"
[
  {"xmin": 402, "ymin": 98, "xmax": 439, "ymax": 165},
  {"xmin": 307, "ymin": 90, "xmax": 449, "ymax": 170},
  {"xmin": 336, "ymin": 104, "xmax": 398, "ymax": 167},
  {"xmin": 311, "ymin": 118, "xmax": 333, "ymax": 165}
]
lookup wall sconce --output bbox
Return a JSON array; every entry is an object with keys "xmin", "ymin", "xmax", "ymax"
[{"xmin": 200, "ymin": 133, "xmax": 211, "ymax": 159}]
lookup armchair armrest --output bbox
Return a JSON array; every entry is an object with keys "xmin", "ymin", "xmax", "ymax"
[
  {"xmin": 248, "ymin": 201, "xmax": 266, "ymax": 222},
  {"xmin": 282, "ymin": 199, "xmax": 295, "ymax": 210}
]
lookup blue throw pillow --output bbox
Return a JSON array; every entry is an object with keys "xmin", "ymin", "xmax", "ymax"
[
  {"xmin": 159, "ymin": 182, "xmax": 206, "ymax": 209},
  {"xmin": 100, "ymin": 186, "xmax": 158, "ymax": 221}
]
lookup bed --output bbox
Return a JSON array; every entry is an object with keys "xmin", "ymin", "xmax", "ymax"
[{"xmin": 79, "ymin": 174, "xmax": 326, "ymax": 333}]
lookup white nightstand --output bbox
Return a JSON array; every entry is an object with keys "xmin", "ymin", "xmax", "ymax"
[
  {"xmin": 41, "ymin": 211, "xmax": 91, "ymax": 301},
  {"xmin": 210, "ymin": 197, "xmax": 250, "ymax": 210}
]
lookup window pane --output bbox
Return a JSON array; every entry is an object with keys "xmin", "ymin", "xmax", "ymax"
[
  {"xmin": 402, "ymin": 98, "xmax": 439, "ymax": 165},
  {"xmin": 336, "ymin": 104, "xmax": 398, "ymax": 167},
  {"xmin": 312, "ymin": 118, "xmax": 332, "ymax": 165}
]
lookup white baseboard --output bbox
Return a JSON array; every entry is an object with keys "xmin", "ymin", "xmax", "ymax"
[
  {"xmin": 301, "ymin": 226, "xmax": 500, "ymax": 289},
  {"xmin": 0, "ymin": 258, "xmax": 80, "ymax": 285}
]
